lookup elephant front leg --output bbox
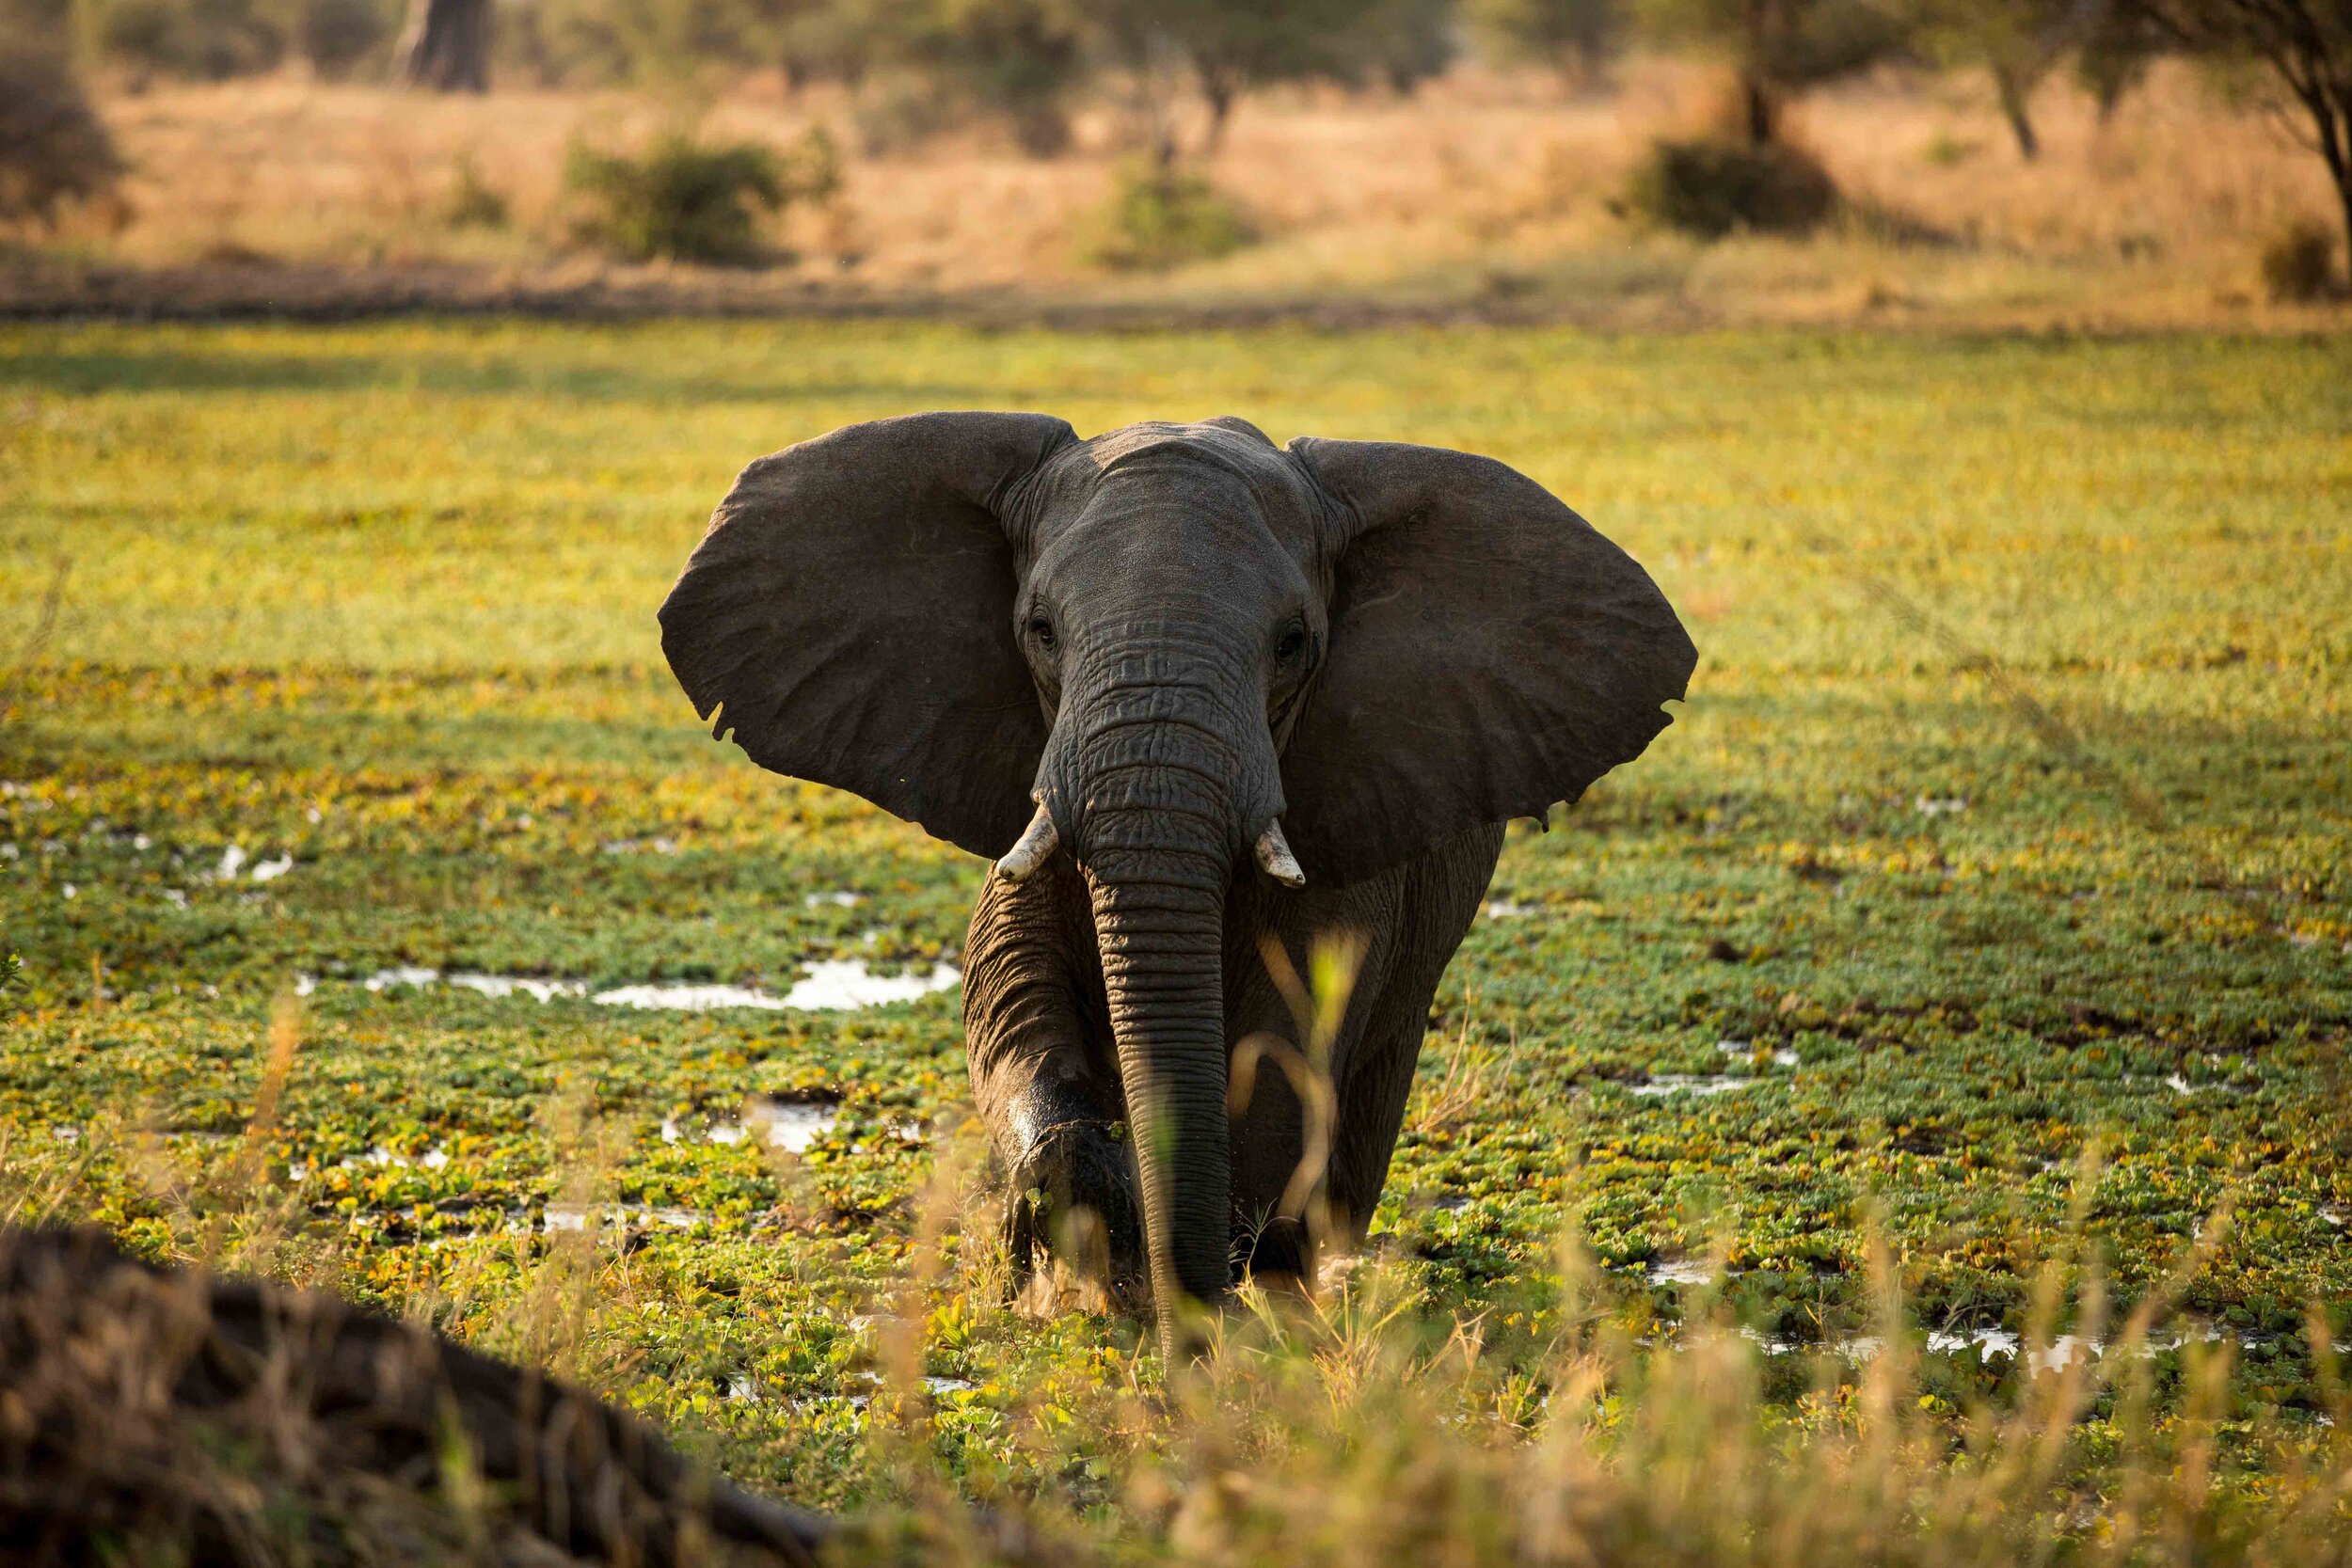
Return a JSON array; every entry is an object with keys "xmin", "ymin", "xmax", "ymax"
[{"xmin": 962, "ymin": 863, "xmax": 1144, "ymax": 1307}]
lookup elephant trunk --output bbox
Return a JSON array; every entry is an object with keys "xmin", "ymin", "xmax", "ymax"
[{"xmin": 1085, "ymin": 812, "xmax": 1234, "ymax": 1331}]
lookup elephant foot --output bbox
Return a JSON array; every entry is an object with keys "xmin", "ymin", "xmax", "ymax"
[
  {"xmin": 1235, "ymin": 1212, "xmax": 1312, "ymax": 1294},
  {"xmin": 1003, "ymin": 1119, "xmax": 1148, "ymax": 1315}
]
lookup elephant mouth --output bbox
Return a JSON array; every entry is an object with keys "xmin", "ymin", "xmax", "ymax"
[{"xmin": 994, "ymin": 797, "xmax": 1307, "ymax": 894}]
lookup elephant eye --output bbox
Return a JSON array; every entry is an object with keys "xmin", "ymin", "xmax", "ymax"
[
  {"xmin": 1275, "ymin": 623, "xmax": 1307, "ymax": 663},
  {"xmin": 1027, "ymin": 614, "xmax": 1057, "ymax": 651}
]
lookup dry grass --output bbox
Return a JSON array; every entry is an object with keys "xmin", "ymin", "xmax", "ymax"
[
  {"xmin": 13, "ymin": 1100, "xmax": 2348, "ymax": 1567},
  {"xmin": 9, "ymin": 58, "xmax": 2348, "ymax": 327}
]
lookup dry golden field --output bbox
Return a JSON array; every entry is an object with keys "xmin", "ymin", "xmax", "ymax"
[{"xmin": 8, "ymin": 56, "xmax": 2349, "ymax": 327}]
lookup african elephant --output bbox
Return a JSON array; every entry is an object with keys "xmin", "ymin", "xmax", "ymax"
[{"xmin": 659, "ymin": 413, "xmax": 1694, "ymax": 1349}]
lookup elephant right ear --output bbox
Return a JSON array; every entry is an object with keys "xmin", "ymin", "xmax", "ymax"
[{"xmin": 659, "ymin": 412, "xmax": 1076, "ymax": 860}]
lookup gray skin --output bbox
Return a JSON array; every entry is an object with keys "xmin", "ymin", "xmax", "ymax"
[{"xmin": 659, "ymin": 413, "xmax": 1695, "ymax": 1350}]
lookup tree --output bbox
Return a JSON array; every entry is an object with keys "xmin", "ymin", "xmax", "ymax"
[
  {"xmin": 842, "ymin": 0, "xmax": 1090, "ymax": 155},
  {"xmin": 1898, "ymin": 0, "xmax": 2090, "ymax": 157},
  {"xmin": 916, "ymin": 0, "xmax": 1090, "ymax": 154},
  {"xmin": 2074, "ymin": 0, "xmax": 2166, "ymax": 119},
  {"xmin": 1360, "ymin": 0, "xmax": 1458, "ymax": 93},
  {"xmin": 0, "ymin": 52, "xmax": 124, "ymax": 228},
  {"xmin": 1632, "ymin": 0, "xmax": 1908, "ymax": 144},
  {"xmin": 398, "ymin": 0, "xmax": 490, "ymax": 89},
  {"xmin": 1158, "ymin": 0, "xmax": 1369, "ymax": 151},
  {"xmin": 1102, "ymin": 0, "xmax": 1423, "ymax": 157},
  {"xmin": 2131, "ymin": 0, "xmax": 2352, "ymax": 266},
  {"xmin": 1469, "ymin": 0, "xmax": 1623, "ymax": 87}
]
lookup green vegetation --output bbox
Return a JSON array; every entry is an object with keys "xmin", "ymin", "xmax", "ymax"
[
  {"xmin": 1623, "ymin": 135, "xmax": 1836, "ymax": 238},
  {"xmin": 1084, "ymin": 156, "xmax": 1253, "ymax": 269},
  {"xmin": 563, "ymin": 126, "xmax": 839, "ymax": 264},
  {"xmin": 0, "ymin": 321, "xmax": 2348, "ymax": 1555},
  {"xmin": 2260, "ymin": 217, "xmax": 2340, "ymax": 304},
  {"xmin": 0, "ymin": 50, "xmax": 123, "ymax": 229}
]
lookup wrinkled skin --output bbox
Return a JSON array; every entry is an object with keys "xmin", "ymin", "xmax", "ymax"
[{"xmin": 660, "ymin": 414, "xmax": 1695, "ymax": 1350}]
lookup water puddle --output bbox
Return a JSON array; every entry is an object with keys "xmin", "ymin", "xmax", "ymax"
[
  {"xmin": 1647, "ymin": 1259, "xmax": 1720, "ymax": 1286},
  {"xmin": 1741, "ymin": 1325, "xmax": 2268, "ymax": 1371},
  {"xmin": 341, "ymin": 960, "xmax": 961, "ymax": 1011},
  {"xmin": 1483, "ymin": 899, "xmax": 1534, "ymax": 919},
  {"xmin": 543, "ymin": 1201, "xmax": 717, "ymax": 1233},
  {"xmin": 1719, "ymin": 1039, "xmax": 1801, "ymax": 1068},
  {"xmin": 1632, "ymin": 1074, "xmax": 1757, "ymax": 1098},
  {"xmin": 774, "ymin": 960, "xmax": 961, "ymax": 1008},
  {"xmin": 215, "ymin": 844, "xmax": 294, "ymax": 883},
  {"xmin": 589, "ymin": 981, "xmax": 788, "ymax": 1010},
  {"xmin": 669, "ymin": 1096, "xmax": 845, "ymax": 1153},
  {"xmin": 750, "ymin": 1097, "xmax": 843, "ymax": 1151}
]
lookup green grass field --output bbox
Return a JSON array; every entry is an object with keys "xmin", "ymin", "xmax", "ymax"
[{"xmin": 2, "ymin": 320, "xmax": 2349, "ymax": 1560}]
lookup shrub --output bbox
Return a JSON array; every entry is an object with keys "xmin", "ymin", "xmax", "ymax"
[
  {"xmin": 1623, "ymin": 136, "xmax": 1837, "ymax": 240},
  {"xmin": 442, "ymin": 151, "xmax": 508, "ymax": 229},
  {"xmin": 1086, "ymin": 158, "xmax": 1252, "ymax": 272},
  {"xmin": 0, "ymin": 53, "xmax": 126, "ymax": 229},
  {"xmin": 563, "ymin": 126, "xmax": 838, "ymax": 265},
  {"xmin": 82, "ymin": 0, "xmax": 285, "ymax": 78},
  {"xmin": 2259, "ymin": 216, "xmax": 2339, "ymax": 303}
]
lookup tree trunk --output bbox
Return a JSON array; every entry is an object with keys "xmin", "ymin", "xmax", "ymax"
[
  {"xmin": 2316, "ymin": 87, "xmax": 2352, "ymax": 281},
  {"xmin": 1199, "ymin": 67, "xmax": 1240, "ymax": 157},
  {"xmin": 400, "ymin": 0, "xmax": 489, "ymax": 92},
  {"xmin": 1740, "ymin": 71, "xmax": 1778, "ymax": 146},
  {"xmin": 1738, "ymin": 0, "xmax": 1777, "ymax": 145},
  {"xmin": 2339, "ymin": 171, "xmax": 2352, "ymax": 288},
  {"xmin": 1994, "ymin": 62, "xmax": 2041, "ymax": 160}
]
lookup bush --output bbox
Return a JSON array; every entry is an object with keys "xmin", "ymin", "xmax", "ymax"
[
  {"xmin": 2259, "ymin": 216, "xmax": 2339, "ymax": 303},
  {"xmin": 442, "ymin": 151, "xmax": 508, "ymax": 229},
  {"xmin": 82, "ymin": 0, "xmax": 285, "ymax": 78},
  {"xmin": 1623, "ymin": 136, "xmax": 1837, "ymax": 240},
  {"xmin": 0, "ymin": 53, "xmax": 126, "ymax": 229},
  {"xmin": 1086, "ymin": 158, "xmax": 1252, "ymax": 272},
  {"xmin": 564, "ymin": 126, "xmax": 839, "ymax": 264}
]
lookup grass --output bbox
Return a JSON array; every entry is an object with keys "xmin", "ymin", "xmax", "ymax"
[
  {"xmin": 8, "ymin": 60, "xmax": 2352, "ymax": 329},
  {"xmin": 0, "ymin": 319, "xmax": 2349, "ymax": 1559}
]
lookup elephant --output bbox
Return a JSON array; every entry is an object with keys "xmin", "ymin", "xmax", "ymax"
[{"xmin": 659, "ymin": 413, "xmax": 1695, "ymax": 1350}]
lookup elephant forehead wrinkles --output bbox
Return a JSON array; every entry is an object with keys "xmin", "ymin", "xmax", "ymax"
[
  {"xmin": 1083, "ymin": 420, "xmax": 1270, "ymax": 474},
  {"xmin": 1051, "ymin": 491, "xmax": 1302, "ymax": 620},
  {"xmin": 1065, "ymin": 428, "xmax": 1316, "ymax": 539}
]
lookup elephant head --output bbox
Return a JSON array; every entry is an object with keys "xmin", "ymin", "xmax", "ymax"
[{"xmin": 659, "ymin": 413, "xmax": 1695, "ymax": 1337}]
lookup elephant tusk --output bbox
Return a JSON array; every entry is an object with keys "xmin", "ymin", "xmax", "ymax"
[
  {"xmin": 993, "ymin": 801, "xmax": 1059, "ymax": 883},
  {"xmin": 1254, "ymin": 819, "xmax": 1306, "ymax": 889}
]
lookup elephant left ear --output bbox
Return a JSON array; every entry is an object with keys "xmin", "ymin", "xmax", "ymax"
[{"xmin": 1280, "ymin": 438, "xmax": 1697, "ymax": 887}]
